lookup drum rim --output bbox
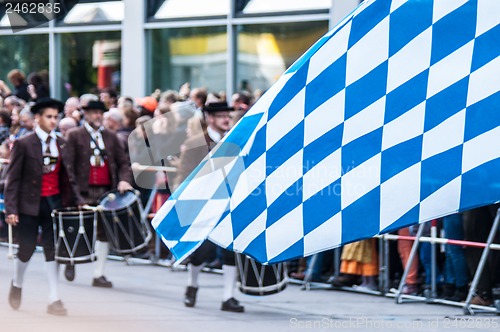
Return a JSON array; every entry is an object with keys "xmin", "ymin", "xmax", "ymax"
[
  {"xmin": 98, "ymin": 189, "xmax": 138, "ymax": 212},
  {"xmin": 52, "ymin": 208, "xmax": 96, "ymax": 216}
]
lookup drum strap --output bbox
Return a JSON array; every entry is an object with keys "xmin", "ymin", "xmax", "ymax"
[{"xmin": 87, "ymin": 131, "xmax": 107, "ymax": 158}]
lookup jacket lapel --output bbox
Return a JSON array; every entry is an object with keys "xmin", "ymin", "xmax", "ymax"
[
  {"xmin": 81, "ymin": 128, "xmax": 92, "ymax": 159},
  {"xmin": 102, "ymin": 130, "xmax": 113, "ymax": 159},
  {"xmin": 32, "ymin": 133, "xmax": 43, "ymax": 168},
  {"xmin": 57, "ymin": 136, "xmax": 66, "ymax": 160}
]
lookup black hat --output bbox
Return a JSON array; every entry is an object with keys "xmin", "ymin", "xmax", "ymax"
[
  {"xmin": 203, "ymin": 101, "xmax": 234, "ymax": 113},
  {"xmin": 31, "ymin": 98, "xmax": 64, "ymax": 114},
  {"xmin": 82, "ymin": 100, "xmax": 107, "ymax": 112}
]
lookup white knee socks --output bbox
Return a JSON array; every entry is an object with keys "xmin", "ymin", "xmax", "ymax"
[
  {"xmin": 222, "ymin": 265, "xmax": 237, "ymax": 301},
  {"xmin": 13, "ymin": 259, "xmax": 29, "ymax": 288},
  {"xmin": 93, "ymin": 241, "xmax": 110, "ymax": 278},
  {"xmin": 45, "ymin": 261, "xmax": 60, "ymax": 303},
  {"xmin": 187, "ymin": 263, "xmax": 205, "ymax": 288}
]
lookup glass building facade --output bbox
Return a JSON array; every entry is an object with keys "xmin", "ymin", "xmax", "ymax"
[{"xmin": 0, "ymin": 0, "xmax": 359, "ymax": 99}]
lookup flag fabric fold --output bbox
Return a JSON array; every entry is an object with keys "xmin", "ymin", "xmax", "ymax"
[{"xmin": 152, "ymin": 0, "xmax": 500, "ymax": 264}]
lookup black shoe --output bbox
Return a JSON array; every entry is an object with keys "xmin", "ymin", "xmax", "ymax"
[
  {"xmin": 328, "ymin": 274, "xmax": 359, "ymax": 288},
  {"xmin": 47, "ymin": 300, "xmax": 67, "ymax": 316},
  {"xmin": 184, "ymin": 286, "xmax": 198, "ymax": 307},
  {"xmin": 92, "ymin": 276, "xmax": 113, "ymax": 288},
  {"xmin": 8, "ymin": 281, "xmax": 22, "ymax": 310},
  {"xmin": 64, "ymin": 265, "xmax": 75, "ymax": 282},
  {"xmin": 450, "ymin": 285, "xmax": 469, "ymax": 302},
  {"xmin": 441, "ymin": 283, "xmax": 455, "ymax": 299},
  {"xmin": 221, "ymin": 298, "xmax": 244, "ymax": 313}
]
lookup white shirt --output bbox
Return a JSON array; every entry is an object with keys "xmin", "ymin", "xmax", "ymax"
[
  {"xmin": 84, "ymin": 121, "xmax": 105, "ymax": 150},
  {"xmin": 35, "ymin": 126, "xmax": 59, "ymax": 157},
  {"xmin": 207, "ymin": 126, "xmax": 224, "ymax": 143}
]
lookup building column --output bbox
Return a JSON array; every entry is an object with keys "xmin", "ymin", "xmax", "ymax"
[
  {"xmin": 121, "ymin": 0, "xmax": 145, "ymax": 98},
  {"xmin": 226, "ymin": 0, "xmax": 236, "ymax": 100}
]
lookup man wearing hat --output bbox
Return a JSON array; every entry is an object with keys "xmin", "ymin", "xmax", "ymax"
[
  {"xmin": 173, "ymin": 101, "xmax": 244, "ymax": 313},
  {"xmin": 135, "ymin": 96, "xmax": 158, "ymax": 115},
  {"xmin": 65, "ymin": 100, "xmax": 133, "ymax": 287},
  {"xmin": 5, "ymin": 98, "xmax": 84, "ymax": 316}
]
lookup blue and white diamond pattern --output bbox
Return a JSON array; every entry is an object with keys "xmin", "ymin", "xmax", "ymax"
[{"xmin": 152, "ymin": 0, "xmax": 500, "ymax": 264}]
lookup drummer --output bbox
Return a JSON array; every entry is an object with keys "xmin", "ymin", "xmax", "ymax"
[
  {"xmin": 174, "ymin": 101, "xmax": 244, "ymax": 313},
  {"xmin": 65, "ymin": 100, "xmax": 133, "ymax": 287},
  {"xmin": 5, "ymin": 98, "xmax": 84, "ymax": 316}
]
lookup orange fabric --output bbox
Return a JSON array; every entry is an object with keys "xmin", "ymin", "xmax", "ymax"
[
  {"xmin": 397, "ymin": 227, "xmax": 419, "ymax": 285},
  {"xmin": 340, "ymin": 239, "xmax": 379, "ymax": 276},
  {"xmin": 152, "ymin": 192, "xmax": 170, "ymax": 213}
]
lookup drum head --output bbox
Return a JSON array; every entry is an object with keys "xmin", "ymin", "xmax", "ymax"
[{"xmin": 99, "ymin": 190, "xmax": 137, "ymax": 211}]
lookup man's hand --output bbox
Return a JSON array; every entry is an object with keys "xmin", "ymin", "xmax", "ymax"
[
  {"xmin": 6, "ymin": 214, "xmax": 19, "ymax": 226},
  {"xmin": 117, "ymin": 181, "xmax": 133, "ymax": 194}
]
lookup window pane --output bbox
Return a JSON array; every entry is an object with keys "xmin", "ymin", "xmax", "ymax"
[
  {"xmin": 62, "ymin": 1, "xmax": 124, "ymax": 24},
  {"xmin": 0, "ymin": 34, "xmax": 49, "ymax": 92},
  {"xmin": 149, "ymin": 27, "xmax": 227, "ymax": 93},
  {"xmin": 153, "ymin": 0, "xmax": 229, "ymax": 20},
  {"xmin": 236, "ymin": 22, "xmax": 328, "ymax": 92},
  {"xmin": 0, "ymin": 1, "xmax": 77, "ymax": 30},
  {"xmin": 241, "ymin": 0, "xmax": 330, "ymax": 14},
  {"xmin": 59, "ymin": 31, "xmax": 121, "ymax": 99}
]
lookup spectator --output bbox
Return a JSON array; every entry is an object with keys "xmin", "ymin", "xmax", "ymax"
[
  {"xmin": 27, "ymin": 72, "xmax": 50, "ymax": 101},
  {"xmin": 189, "ymin": 87, "xmax": 207, "ymax": 118},
  {"xmin": 119, "ymin": 108, "xmax": 139, "ymax": 142},
  {"xmin": 58, "ymin": 117, "xmax": 78, "ymax": 138},
  {"xmin": 229, "ymin": 91, "xmax": 252, "ymax": 128},
  {"xmin": 64, "ymin": 97, "xmax": 81, "ymax": 121},
  {"xmin": 329, "ymin": 239, "xmax": 378, "ymax": 291},
  {"xmin": 0, "ymin": 110, "xmax": 11, "ymax": 144},
  {"xmin": 160, "ymin": 90, "xmax": 180, "ymax": 106},
  {"xmin": 416, "ymin": 222, "xmax": 444, "ymax": 292},
  {"xmin": 10, "ymin": 107, "xmax": 20, "ymax": 137},
  {"xmin": 103, "ymin": 108, "xmax": 124, "ymax": 133},
  {"xmin": 171, "ymin": 101, "xmax": 196, "ymax": 133},
  {"xmin": 7, "ymin": 69, "xmax": 30, "ymax": 102},
  {"xmin": 135, "ymin": 96, "xmax": 158, "ymax": 117},
  {"xmin": 441, "ymin": 213, "xmax": 469, "ymax": 302},
  {"xmin": 4, "ymin": 96, "xmax": 25, "ymax": 114},
  {"xmin": 18, "ymin": 108, "xmax": 35, "ymax": 134},
  {"xmin": 462, "ymin": 205, "xmax": 498, "ymax": 306},
  {"xmin": 396, "ymin": 226, "xmax": 420, "ymax": 295},
  {"xmin": 79, "ymin": 93, "xmax": 98, "ymax": 109},
  {"xmin": 117, "ymin": 96, "xmax": 134, "ymax": 113},
  {"xmin": 100, "ymin": 87, "xmax": 118, "ymax": 109}
]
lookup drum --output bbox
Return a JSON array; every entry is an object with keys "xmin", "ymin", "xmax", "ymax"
[
  {"xmin": 98, "ymin": 190, "xmax": 152, "ymax": 254},
  {"xmin": 236, "ymin": 254, "xmax": 288, "ymax": 296},
  {"xmin": 52, "ymin": 208, "xmax": 97, "ymax": 264}
]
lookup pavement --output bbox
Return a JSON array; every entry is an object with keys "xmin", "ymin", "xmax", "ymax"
[{"xmin": 0, "ymin": 246, "xmax": 498, "ymax": 332}]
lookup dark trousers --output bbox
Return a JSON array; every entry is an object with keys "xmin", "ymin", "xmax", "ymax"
[
  {"xmin": 82, "ymin": 185, "xmax": 110, "ymax": 242},
  {"xmin": 189, "ymin": 241, "xmax": 235, "ymax": 267},
  {"xmin": 462, "ymin": 204, "xmax": 499, "ymax": 299},
  {"xmin": 17, "ymin": 195, "xmax": 61, "ymax": 262}
]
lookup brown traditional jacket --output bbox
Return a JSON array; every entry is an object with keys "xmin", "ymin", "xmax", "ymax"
[
  {"xmin": 4, "ymin": 132, "xmax": 83, "ymax": 216},
  {"xmin": 65, "ymin": 126, "xmax": 133, "ymax": 195},
  {"xmin": 173, "ymin": 131, "xmax": 215, "ymax": 190}
]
